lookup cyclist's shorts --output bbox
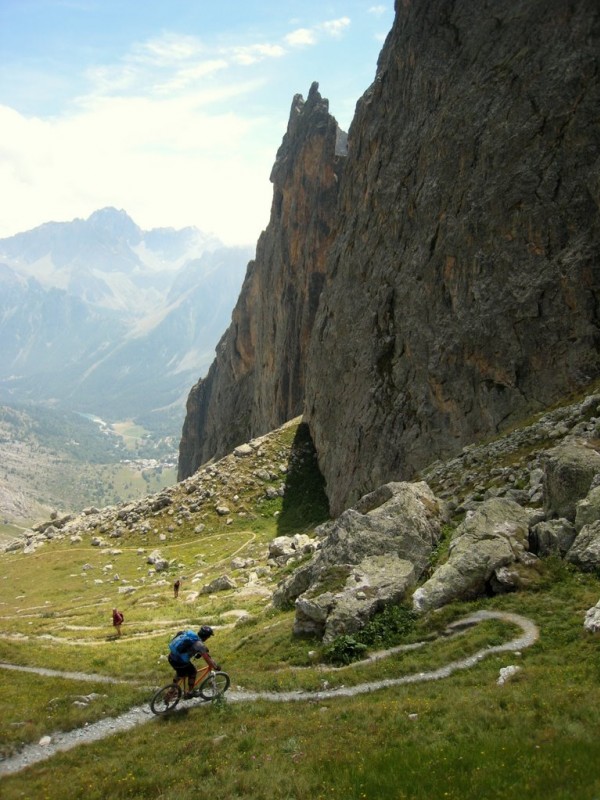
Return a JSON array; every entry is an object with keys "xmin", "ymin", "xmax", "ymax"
[{"xmin": 168, "ymin": 653, "xmax": 196, "ymax": 678}]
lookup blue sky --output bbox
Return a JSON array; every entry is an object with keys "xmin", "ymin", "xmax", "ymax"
[{"xmin": 0, "ymin": 0, "xmax": 394, "ymax": 246}]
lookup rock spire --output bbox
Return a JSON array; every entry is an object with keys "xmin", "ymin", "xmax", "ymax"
[{"xmin": 178, "ymin": 83, "xmax": 346, "ymax": 479}]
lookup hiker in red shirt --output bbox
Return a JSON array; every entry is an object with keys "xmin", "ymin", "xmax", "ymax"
[{"xmin": 112, "ymin": 608, "xmax": 124, "ymax": 637}]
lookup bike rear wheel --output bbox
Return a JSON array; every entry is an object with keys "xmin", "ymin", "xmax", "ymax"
[
  {"xmin": 198, "ymin": 671, "xmax": 230, "ymax": 700},
  {"xmin": 150, "ymin": 683, "xmax": 182, "ymax": 715}
]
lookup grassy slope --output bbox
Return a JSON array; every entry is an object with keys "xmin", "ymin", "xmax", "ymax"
[
  {"xmin": 0, "ymin": 404, "xmax": 177, "ymax": 528},
  {"xmin": 0, "ymin": 419, "xmax": 599, "ymax": 799}
]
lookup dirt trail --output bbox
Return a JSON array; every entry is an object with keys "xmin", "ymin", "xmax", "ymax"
[
  {"xmin": 0, "ymin": 610, "xmax": 538, "ymax": 777},
  {"xmin": 0, "ymin": 662, "xmax": 137, "ymax": 684}
]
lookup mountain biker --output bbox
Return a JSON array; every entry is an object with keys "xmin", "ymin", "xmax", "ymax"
[{"xmin": 168, "ymin": 625, "xmax": 220, "ymax": 698}]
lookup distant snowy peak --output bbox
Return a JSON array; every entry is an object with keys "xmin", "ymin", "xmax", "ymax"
[
  {"xmin": 0, "ymin": 208, "xmax": 226, "ymax": 313},
  {"xmin": 0, "ymin": 207, "xmax": 222, "ymax": 272},
  {"xmin": 0, "ymin": 213, "xmax": 252, "ymax": 421},
  {"xmin": 86, "ymin": 207, "xmax": 142, "ymax": 243}
]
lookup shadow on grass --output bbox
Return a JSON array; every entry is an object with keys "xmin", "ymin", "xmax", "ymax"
[{"xmin": 277, "ymin": 422, "xmax": 329, "ymax": 536}]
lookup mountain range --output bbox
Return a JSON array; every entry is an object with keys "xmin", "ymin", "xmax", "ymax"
[{"xmin": 0, "ymin": 208, "xmax": 252, "ymax": 430}]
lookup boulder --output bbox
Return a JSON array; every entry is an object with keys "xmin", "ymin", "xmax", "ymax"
[
  {"xmin": 294, "ymin": 555, "xmax": 416, "ymax": 642},
  {"xmin": 488, "ymin": 563, "xmax": 536, "ymax": 594},
  {"xmin": 413, "ymin": 498, "xmax": 535, "ymax": 612},
  {"xmin": 543, "ymin": 441, "xmax": 600, "ymax": 521},
  {"xmin": 574, "ymin": 484, "xmax": 600, "ymax": 532},
  {"xmin": 269, "ymin": 536, "xmax": 296, "ymax": 561},
  {"xmin": 147, "ymin": 550, "xmax": 169, "ymax": 571},
  {"xmin": 200, "ymin": 575, "xmax": 237, "ymax": 594},
  {"xmin": 584, "ymin": 600, "xmax": 600, "ymax": 633},
  {"xmin": 230, "ymin": 557, "xmax": 255, "ymax": 570},
  {"xmin": 316, "ymin": 481, "xmax": 448, "ymax": 575},
  {"xmin": 565, "ymin": 520, "xmax": 600, "ymax": 572},
  {"xmin": 497, "ymin": 665, "xmax": 521, "ymax": 685},
  {"xmin": 272, "ymin": 561, "xmax": 313, "ymax": 607},
  {"xmin": 292, "ymin": 533, "xmax": 316, "ymax": 553},
  {"xmin": 273, "ymin": 481, "xmax": 447, "ymax": 637},
  {"xmin": 150, "ymin": 494, "xmax": 172, "ymax": 512},
  {"xmin": 529, "ymin": 518, "xmax": 576, "ymax": 557},
  {"xmin": 294, "ymin": 592, "xmax": 334, "ymax": 637},
  {"xmin": 268, "ymin": 533, "xmax": 317, "ymax": 565}
]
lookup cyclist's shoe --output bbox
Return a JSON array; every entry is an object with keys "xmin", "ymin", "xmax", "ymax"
[{"xmin": 183, "ymin": 692, "xmax": 194, "ymax": 699}]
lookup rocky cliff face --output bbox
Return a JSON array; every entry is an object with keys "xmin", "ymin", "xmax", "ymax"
[
  {"xmin": 304, "ymin": 0, "xmax": 600, "ymax": 514},
  {"xmin": 178, "ymin": 83, "xmax": 346, "ymax": 479},
  {"xmin": 179, "ymin": 0, "xmax": 600, "ymax": 517}
]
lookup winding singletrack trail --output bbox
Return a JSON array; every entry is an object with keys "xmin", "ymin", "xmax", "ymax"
[{"xmin": 0, "ymin": 610, "xmax": 539, "ymax": 777}]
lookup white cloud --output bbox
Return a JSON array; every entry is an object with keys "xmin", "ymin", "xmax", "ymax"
[
  {"xmin": 135, "ymin": 34, "xmax": 203, "ymax": 65},
  {"xmin": 154, "ymin": 60, "xmax": 229, "ymax": 94},
  {"xmin": 230, "ymin": 43, "xmax": 286, "ymax": 66},
  {"xmin": 285, "ymin": 28, "xmax": 317, "ymax": 47},
  {"xmin": 0, "ymin": 94, "xmax": 275, "ymax": 245},
  {"xmin": 82, "ymin": 33, "xmax": 287, "ymax": 100},
  {"xmin": 286, "ymin": 17, "xmax": 350, "ymax": 48},
  {"xmin": 0, "ymin": 15, "xmax": 360, "ymax": 245},
  {"xmin": 319, "ymin": 17, "xmax": 351, "ymax": 38},
  {"xmin": 368, "ymin": 5, "xmax": 387, "ymax": 16}
]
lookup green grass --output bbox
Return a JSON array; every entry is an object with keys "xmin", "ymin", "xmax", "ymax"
[
  {"xmin": 0, "ymin": 523, "xmax": 28, "ymax": 544},
  {"xmin": 2, "ymin": 602, "xmax": 600, "ymax": 800},
  {"xmin": 0, "ymin": 672, "xmax": 148, "ymax": 757},
  {"xmin": 2, "ymin": 557, "xmax": 599, "ymax": 798},
  {"xmin": 1, "ymin": 418, "xmax": 600, "ymax": 798},
  {"xmin": 110, "ymin": 420, "xmax": 150, "ymax": 451}
]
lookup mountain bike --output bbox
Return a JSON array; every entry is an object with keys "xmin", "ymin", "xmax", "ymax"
[{"xmin": 150, "ymin": 663, "xmax": 231, "ymax": 715}]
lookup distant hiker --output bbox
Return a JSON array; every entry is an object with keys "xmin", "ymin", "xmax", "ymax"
[
  {"xmin": 112, "ymin": 608, "xmax": 124, "ymax": 637},
  {"xmin": 173, "ymin": 578, "xmax": 181, "ymax": 599},
  {"xmin": 167, "ymin": 625, "xmax": 219, "ymax": 698}
]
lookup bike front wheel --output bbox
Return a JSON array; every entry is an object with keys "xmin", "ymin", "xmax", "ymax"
[
  {"xmin": 150, "ymin": 683, "xmax": 182, "ymax": 715},
  {"xmin": 198, "ymin": 671, "xmax": 230, "ymax": 700}
]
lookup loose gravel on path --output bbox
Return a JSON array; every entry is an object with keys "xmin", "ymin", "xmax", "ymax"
[{"xmin": 0, "ymin": 662, "xmax": 135, "ymax": 684}]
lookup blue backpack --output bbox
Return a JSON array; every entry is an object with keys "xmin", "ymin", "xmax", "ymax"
[{"xmin": 169, "ymin": 630, "xmax": 198, "ymax": 659}]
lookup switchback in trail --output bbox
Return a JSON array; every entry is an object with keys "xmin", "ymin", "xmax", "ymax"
[{"xmin": 0, "ymin": 610, "xmax": 539, "ymax": 777}]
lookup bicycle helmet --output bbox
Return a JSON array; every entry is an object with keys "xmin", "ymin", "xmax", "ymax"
[{"xmin": 198, "ymin": 625, "xmax": 214, "ymax": 640}]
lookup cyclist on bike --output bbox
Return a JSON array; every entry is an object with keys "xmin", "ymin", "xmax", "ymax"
[{"xmin": 167, "ymin": 625, "xmax": 220, "ymax": 698}]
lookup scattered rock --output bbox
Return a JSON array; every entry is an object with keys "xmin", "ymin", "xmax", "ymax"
[
  {"xmin": 200, "ymin": 575, "xmax": 237, "ymax": 594},
  {"xmin": 234, "ymin": 444, "xmax": 254, "ymax": 458},
  {"xmin": 497, "ymin": 665, "xmax": 521, "ymax": 685},
  {"xmin": 583, "ymin": 600, "xmax": 600, "ymax": 633},
  {"xmin": 146, "ymin": 550, "xmax": 169, "ymax": 571}
]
